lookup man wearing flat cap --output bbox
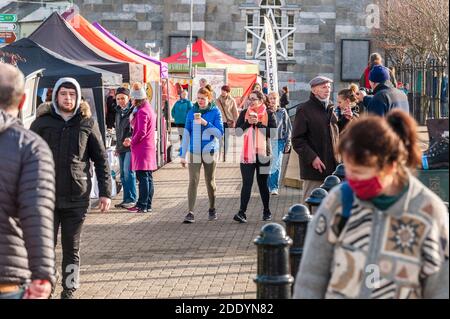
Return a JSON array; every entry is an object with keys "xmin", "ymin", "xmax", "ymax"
[{"xmin": 292, "ymin": 76, "xmax": 340, "ymax": 206}]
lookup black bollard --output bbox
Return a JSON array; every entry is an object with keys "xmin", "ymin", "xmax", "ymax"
[
  {"xmin": 320, "ymin": 175, "xmax": 341, "ymax": 191},
  {"xmin": 333, "ymin": 164, "xmax": 346, "ymax": 181},
  {"xmin": 282, "ymin": 204, "xmax": 312, "ymax": 280},
  {"xmin": 305, "ymin": 188, "xmax": 328, "ymax": 214},
  {"xmin": 254, "ymin": 223, "xmax": 294, "ymax": 299}
]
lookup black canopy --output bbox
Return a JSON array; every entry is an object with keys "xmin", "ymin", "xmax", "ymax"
[
  {"xmin": 0, "ymin": 38, "xmax": 123, "ymax": 139},
  {"xmin": 29, "ymin": 12, "xmax": 131, "ymax": 82},
  {"xmin": 0, "ymin": 38, "xmax": 122, "ymax": 88}
]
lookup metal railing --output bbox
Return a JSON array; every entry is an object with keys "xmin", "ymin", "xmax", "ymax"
[{"xmin": 392, "ymin": 60, "xmax": 449, "ymax": 124}]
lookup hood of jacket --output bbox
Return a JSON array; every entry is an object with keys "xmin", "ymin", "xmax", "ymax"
[
  {"xmin": 37, "ymin": 100, "xmax": 92, "ymax": 119},
  {"xmin": 0, "ymin": 109, "xmax": 20, "ymax": 133},
  {"xmin": 51, "ymin": 77, "xmax": 82, "ymax": 121}
]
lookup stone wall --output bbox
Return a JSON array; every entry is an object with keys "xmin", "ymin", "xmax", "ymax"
[{"xmin": 73, "ymin": 0, "xmax": 378, "ymax": 106}]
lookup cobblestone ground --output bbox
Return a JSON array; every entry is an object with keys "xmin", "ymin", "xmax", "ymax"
[{"xmin": 53, "ymin": 134, "xmax": 302, "ymax": 299}]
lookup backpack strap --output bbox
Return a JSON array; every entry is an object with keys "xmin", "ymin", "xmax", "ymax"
[{"xmin": 337, "ymin": 182, "xmax": 354, "ymax": 234}]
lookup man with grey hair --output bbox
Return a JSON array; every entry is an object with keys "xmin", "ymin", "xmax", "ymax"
[
  {"xmin": 292, "ymin": 76, "xmax": 340, "ymax": 206},
  {"xmin": 0, "ymin": 62, "xmax": 56, "ymax": 299}
]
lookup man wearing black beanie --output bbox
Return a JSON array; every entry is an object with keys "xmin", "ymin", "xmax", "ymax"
[{"xmin": 357, "ymin": 65, "xmax": 409, "ymax": 116}]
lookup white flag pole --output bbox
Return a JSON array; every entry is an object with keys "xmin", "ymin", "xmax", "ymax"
[{"xmin": 264, "ymin": 16, "xmax": 279, "ymax": 94}]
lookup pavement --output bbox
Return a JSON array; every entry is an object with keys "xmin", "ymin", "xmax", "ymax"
[{"xmin": 53, "ymin": 132, "xmax": 302, "ymax": 299}]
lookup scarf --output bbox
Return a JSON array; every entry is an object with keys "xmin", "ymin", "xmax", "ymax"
[
  {"xmin": 193, "ymin": 102, "xmax": 215, "ymax": 115},
  {"xmin": 242, "ymin": 103, "xmax": 269, "ymax": 163}
]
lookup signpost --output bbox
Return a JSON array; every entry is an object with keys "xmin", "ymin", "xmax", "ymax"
[
  {"xmin": 0, "ymin": 14, "xmax": 17, "ymax": 23},
  {"xmin": 0, "ymin": 23, "xmax": 17, "ymax": 31},
  {"xmin": 0, "ymin": 31, "xmax": 17, "ymax": 44},
  {"xmin": 0, "ymin": 14, "xmax": 17, "ymax": 44}
]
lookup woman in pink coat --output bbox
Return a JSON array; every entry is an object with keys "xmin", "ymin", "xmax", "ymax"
[{"xmin": 124, "ymin": 83, "xmax": 157, "ymax": 213}]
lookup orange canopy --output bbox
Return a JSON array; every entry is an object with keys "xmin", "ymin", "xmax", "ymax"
[
  {"xmin": 68, "ymin": 14, "xmax": 160, "ymax": 83},
  {"xmin": 162, "ymin": 39, "xmax": 259, "ymax": 74}
]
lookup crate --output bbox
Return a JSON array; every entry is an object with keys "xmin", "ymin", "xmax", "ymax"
[{"xmin": 416, "ymin": 169, "xmax": 449, "ymax": 202}]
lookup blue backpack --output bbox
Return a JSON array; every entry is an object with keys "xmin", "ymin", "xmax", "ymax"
[{"xmin": 338, "ymin": 182, "xmax": 354, "ymax": 234}]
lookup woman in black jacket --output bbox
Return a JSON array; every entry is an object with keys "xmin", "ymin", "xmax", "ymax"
[
  {"xmin": 233, "ymin": 90, "xmax": 277, "ymax": 223},
  {"xmin": 280, "ymin": 86, "xmax": 289, "ymax": 109}
]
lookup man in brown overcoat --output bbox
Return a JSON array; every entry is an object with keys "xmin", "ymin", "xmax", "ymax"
[{"xmin": 292, "ymin": 76, "xmax": 340, "ymax": 205}]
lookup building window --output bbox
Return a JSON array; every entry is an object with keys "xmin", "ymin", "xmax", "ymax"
[
  {"xmin": 244, "ymin": 0, "xmax": 297, "ymax": 60},
  {"xmin": 246, "ymin": 13, "xmax": 254, "ymax": 57},
  {"xmin": 287, "ymin": 14, "xmax": 294, "ymax": 57}
]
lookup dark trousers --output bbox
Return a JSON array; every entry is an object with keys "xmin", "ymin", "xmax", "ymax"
[
  {"xmin": 136, "ymin": 170, "xmax": 154, "ymax": 210},
  {"xmin": 54, "ymin": 207, "xmax": 87, "ymax": 291},
  {"xmin": 240, "ymin": 163, "xmax": 270, "ymax": 212},
  {"xmin": 174, "ymin": 123, "xmax": 185, "ymax": 142},
  {"xmin": 220, "ymin": 122, "xmax": 229, "ymax": 161}
]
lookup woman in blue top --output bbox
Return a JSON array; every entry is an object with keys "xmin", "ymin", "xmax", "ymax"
[
  {"xmin": 180, "ymin": 87, "xmax": 224, "ymax": 223},
  {"xmin": 171, "ymin": 89, "xmax": 193, "ymax": 142}
]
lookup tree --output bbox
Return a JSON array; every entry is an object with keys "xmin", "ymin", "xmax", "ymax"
[
  {"xmin": 376, "ymin": 0, "xmax": 449, "ymax": 64},
  {"xmin": 375, "ymin": 0, "xmax": 449, "ymax": 121}
]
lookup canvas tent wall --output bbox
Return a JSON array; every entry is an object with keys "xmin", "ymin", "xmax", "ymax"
[
  {"xmin": 162, "ymin": 39, "xmax": 258, "ymax": 106},
  {"xmin": 0, "ymin": 38, "xmax": 122, "ymax": 140},
  {"xmin": 28, "ymin": 12, "xmax": 141, "ymax": 83},
  {"xmin": 66, "ymin": 14, "xmax": 160, "ymax": 83},
  {"xmin": 92, "ymin": 21, "xmax": 169, "ymax": 80}
]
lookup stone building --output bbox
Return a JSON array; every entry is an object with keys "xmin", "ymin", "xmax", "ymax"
[{"xmin": 6, "ymin": 0, "xmax": 380, "ymax": 106}]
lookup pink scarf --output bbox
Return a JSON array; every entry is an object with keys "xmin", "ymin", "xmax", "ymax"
[{"xmin": 241, "ymin": 104, "xmax": 268, "ymax": 163}]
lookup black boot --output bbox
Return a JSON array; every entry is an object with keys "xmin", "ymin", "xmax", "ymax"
[
  {"xmin": 60, "ymin": 289, "xmax": 75, "ymax": 299},
  {"xmin": 262, "ymin": 209, "xmax": 272, "ymax": 221},
  {"xmin": 233, "ymin": 210, "xmax": 247, "ymax": 223}
]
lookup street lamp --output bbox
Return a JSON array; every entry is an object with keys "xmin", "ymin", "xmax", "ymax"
[{"xmin": 188, "ymin": 0, "xmax": 193, "ymax": 79}]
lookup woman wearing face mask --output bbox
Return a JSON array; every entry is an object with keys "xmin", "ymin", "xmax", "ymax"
[
  {"xmin": 180, "ymin": 88, "xmax": 224, "ymax": 223},
  {"xmin": 233, "ymin": 90, "xmax": 277, "ymax": 223},
  {"xmin": 266, "ymin": 92, "xmax": 292, "ymax": 196},
  {"xmin": 293, "ymin": 109, "xmax": 449, "ymax": 299}
]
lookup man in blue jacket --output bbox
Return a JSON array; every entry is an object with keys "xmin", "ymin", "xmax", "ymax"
[{"xmin": 357, "ymin": 65, "xmax": 409, "ymax": 116}]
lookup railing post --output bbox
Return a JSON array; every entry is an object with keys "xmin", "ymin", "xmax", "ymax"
[
  {"xmin": 282, "ymin": 204, "xmax": 312, "ymax": 280},
  {"xmin": 332, "ymin": 164, "xmax": 346, "ymax": 181},
  {"xmin": 254, "ymin": 223, "xmax": 294, "ymax": 299},
  {"xmin": 320, "ymin": 175, "xmax": 341, "ymax": 192},
  {"xmin": 305, "ymin": 188, "xmax": 328, "ymax": 214}
]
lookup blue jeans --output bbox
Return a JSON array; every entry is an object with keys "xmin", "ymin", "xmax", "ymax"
[
  {"xmin": 0, "ymin": 287, "xmax": 25, "ymax": 299},
  {"xmin": 119, "ymin": 152, "xmax": 137, "ymax": 203},
  {"xmin": 268, "ymin": 139, "xmax": 286, "ymax": 192},
  {"xmin": 136, "ymin": 170, "xmax": 154, "ymax": 210}
]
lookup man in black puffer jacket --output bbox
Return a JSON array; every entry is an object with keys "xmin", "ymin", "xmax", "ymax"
[
  {"xmin": 31, "ymin": 77, "xmax": 112, "ymax": 299},
  {"xmin": 0, "ymin": 63, "xmax": 56, "ymax": 299}
]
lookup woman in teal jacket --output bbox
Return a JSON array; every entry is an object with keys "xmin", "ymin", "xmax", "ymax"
[{"xmin": 171, "ymin": 90, "xmax": 193, "ymax": 141}]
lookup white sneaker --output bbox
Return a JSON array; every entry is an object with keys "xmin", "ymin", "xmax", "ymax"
[{"xmin": 271, "ymin": 190, "xmax": 279, "ymax": 196}]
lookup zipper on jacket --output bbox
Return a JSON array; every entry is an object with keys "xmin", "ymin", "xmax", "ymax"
[{"xmin": 360, "ymin": 209, "xmax": 385, "ymax": 299}]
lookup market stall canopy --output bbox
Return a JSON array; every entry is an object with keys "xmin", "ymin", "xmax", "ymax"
[
  {"xmin": 28, "ymin": 12, "xmax": 139, "ymax": 83},
  {"xmin": 92, "ymin": 21, "xmax": 169, "ymax": 80},
  {"xmin": 1, "ymin": 37, "xmax": 122, "ymax": 140},
  {"xmin": 66, "ymin": 14, "xmax": 161, "ymax": 83},
  {"xmin": 162, "ymin": 38, "xmax": 259, "ymax": 74},
  {"xmin": 0, "ymin": 38, "xmax": 122, "ymax": 88}
]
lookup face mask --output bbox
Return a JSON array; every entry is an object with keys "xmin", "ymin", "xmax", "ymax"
[{"xmin": 347, "ymin": 176, "xmax": 383, "ymax": 200}]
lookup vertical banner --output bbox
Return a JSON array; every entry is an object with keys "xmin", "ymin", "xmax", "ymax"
[{"xmin": 264, "ymin": 16, "xmax": 278, "ymax": 94}]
